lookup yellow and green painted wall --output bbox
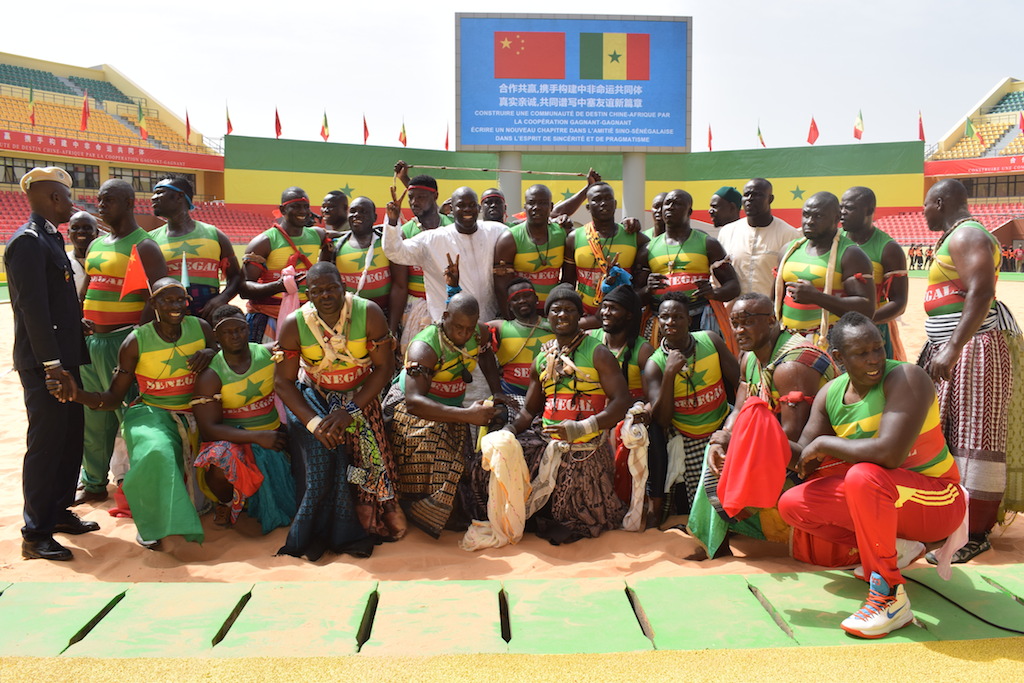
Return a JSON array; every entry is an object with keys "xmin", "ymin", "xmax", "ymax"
[{"xmin": 224, "ymin": 136, "xmax": 924, "ymax": 225}]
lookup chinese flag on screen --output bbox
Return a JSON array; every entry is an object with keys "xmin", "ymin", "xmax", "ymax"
[{"xmin": 494, "ymin": 32, "xmax": 565, "ymax": 79}]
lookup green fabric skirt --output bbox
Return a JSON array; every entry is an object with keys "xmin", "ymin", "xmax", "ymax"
[{"xmin": 122, "ymin": 403, "xmax": 205, "ymax": 543}]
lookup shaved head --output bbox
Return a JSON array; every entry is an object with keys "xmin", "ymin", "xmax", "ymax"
[
  {"xmin": 924, "ymin": 179, "xmax": 971, "ymax": 231},
  {"xmin": 69, "ymin": 210, "xmax": 97, "ymax": 228},
  {"xmin": 447, "ymin": 291, "xmax": 480, "ymax": 318},
  {"xmin": 525, "ymin": 184, "xmax": 552, "ymax": 203},
  {"xmin": 843, "ymin": 186, "xmax": 876, "ymax": 213},
  {"xmin": 929, "ymin": 179, "xmax": 969, "ymax": 207},
  {"xmin": 452, "ymin": 186, "xmax": 479, "ymax": 204},
  {"xmin": 99, "ymin": 178, "xmax": 135, "ymax": 201},
  {"xmin": 281, "ymin": 186, "xmax": 308, "ymax": 203}
]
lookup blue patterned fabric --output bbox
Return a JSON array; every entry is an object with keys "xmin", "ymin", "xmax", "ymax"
[{"xmin": 277, "ymin": 382, "xmax": 374, "ymax": 561}]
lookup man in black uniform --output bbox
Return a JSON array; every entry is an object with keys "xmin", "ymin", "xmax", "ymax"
[{"xmin": 7, "ymin": 167, "xmax": 96, "ymax": 561}]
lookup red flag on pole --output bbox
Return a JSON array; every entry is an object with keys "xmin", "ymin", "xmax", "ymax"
[
  {"xmin": 28, "ymin": 87, "xmax": 35, "ymax": 127},
  {"xmin": 185, "ymin": 110, "xmax": 191, "ymax": 145},
  {"xmin": 399, "ymin": 121, "xmax": 407, "ymax": 147},
  {"xmin": 320, "ymin": 110, "xmax": 329, "ymax": 141},
  {"xmin": 363, "ymin": 114, "xmax": 369, "ymax": 144},
  {"xmin": 853, "ymin": 110, "xmax": 864, "ymax": 140},
  {"xmin": 275, "ymin": 108, "xmax": 282, "ymax": 139},
  {"xmin": 80, "ymin": 90, "xmax": 89, "ymax": 131},
  {"xmin": 707, "ymin": 124, "xmax": 712, "ymax": 151},
  {"xmin": 918, "ymin": 111, "xmax": 925, "ymax": 142},
  {"xmin": 445, "ymin": 124, "xmax": 449, "ymax": 151},
  {"xmin": 1018, "ymin": 111, "xmax": 1023, "ymax": 133},
  {"xmin": 807, "ymin": 116, "xmax": 819, "ymax": 145},
  {"xmin": 226, "ymin": 104, "xmax": 234, "ymax": 135},
  {"xmin": 119, "ymin": 244, "xmax": 150, "ymax": 299}
]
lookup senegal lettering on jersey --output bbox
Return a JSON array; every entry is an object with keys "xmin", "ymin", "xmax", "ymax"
[
  {"xmin": 925, "ymin": 220, "xmax": 1000, "ymax": 316},
  {"xmin": 209, "ymin": 343, "xmax": 280, "ymax": 431},
  {"xmin": 83, "ymin": 227, "xmax": 151, "ymax": 327},
  {"xmin": 509, "ymin": 222, "xmax": 566, "ymax": 304},
  {"xmin": 495, "ymin": 318, "xmax": 554, "ymax": 394},
  {"xmin": 402, "ymin": 214, "xmax": 453, "ymax": 299},
  {"xmin": 825, "ymin": 359, "xmax": 958, "ymax": 483},
  {"xmin": 647, "ymin": 229, "xmax": 711, "ymax": 295},
  {"xmin": 250, "ymin": 226, "xmax": 322, "ymax": 314},
  {"xmin": 399, "ymin": 323, "xmax": 480, "ymax": 406},
  {"xmin": 573, "ymin": 224, "xmax": 638, "ymax": 314},
  {"xmin": 151, "ymin": 220, "xmax": 222, "ymax": 289},
  {"xmin": 651, "ymin": 332, "xmax": 728, "ymax": 438},
  {"xmin": 535, "ymin": 334, "xmax": 607, "ymax": 443},
  {"xmin": 780, "ymin": 234, "xmax": 856, "ymax": 333},
  {"xmin": 847, "ymin": 227, "xmax": 895, "ymax": 305},
  {"xmin": 296, "ymin": 298, "xmax": 371, "ymax": 392},
  {"xmin": 588, "ymin": 329, "xmax": 646, "ymax": 399},
  {"xmin": 133, "ymin": 316, "xmax": 205, "ymax": 411},
  {"xmin": 334, "ymin": 231, "xmax": 391, "ymax": 303}
]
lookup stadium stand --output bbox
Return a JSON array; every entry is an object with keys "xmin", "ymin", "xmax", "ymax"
[
  {"xmin": 1, "ymin": 93, "xmax": 210, "ymax": 153},
  {"xmin": 1, "ymin": 190, "xmax": 268, "ymax": 243},
  {"xmin": 66, "ymin": 75, "xmax": 133, "ymax": 104},
  {"xmin": 0, "ymin": 189, "xmax": 30, "ymax": 240},
  {"xmin": 192, "ymin": 203, "xmax": 272, "ymax": 242},
  {"xmin": 989, "ymin": 90, "xmax": 1024, "ymax": 115},
  {"xmin": 122, "ymin": 107, "xmax": 196, "ymax": 152},
  {"xmin": 875, "ymin": 202, "xmax": 1024, "ymax": 245},
  {"xmin": 0, "ymin": 94, "xmax": 146, "ymax": 145},
  {"xmin": 0, "ymin": 63, "xmax": 75, "ymax": 96},
  {"xmin": 999, "ymin": 132, "xmax": 1024, "ymax": 156},
  {"xmin": 931, "ymin": 120, "xmax": 1013, "ymax": 160}
]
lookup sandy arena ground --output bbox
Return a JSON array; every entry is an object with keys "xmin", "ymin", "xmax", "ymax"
[{"xmin": 1, "ymin": 277, "xmax": 1022, "ymax": 583}]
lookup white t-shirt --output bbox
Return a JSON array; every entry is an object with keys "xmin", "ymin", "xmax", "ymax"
[
  {"xmin": 383, "ymin": 218, "xmax": 508, "ymax": 322},
  {"xmin": 717, "ymin": 216, "xmax": 800, "ymax": 296}
]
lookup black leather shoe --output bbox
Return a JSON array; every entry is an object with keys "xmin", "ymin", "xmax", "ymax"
[
  {"xmin": 22, "ymin": 537, "xmax": 73, "ymax": 561},
  {"xmin": 54, "ymin": 512, "xmax": 100, "ymax": 535}
]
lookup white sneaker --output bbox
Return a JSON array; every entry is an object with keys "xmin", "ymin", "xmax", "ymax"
[
  {"xmin": 841, "ymin": 572, "xmax": 914, "ymax": 639},
  {"xmin": 853, "ymin": 538, "xmax": 926, "ymax": 580}
]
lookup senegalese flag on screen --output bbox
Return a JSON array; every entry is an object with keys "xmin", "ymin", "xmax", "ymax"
[
  {"xmin": 494, "ymin": 32, "xmax": 565, "ymax": 79},
  {"xmin": 579, "ymin": 33, "xmax": 650, "ymax": 80}
]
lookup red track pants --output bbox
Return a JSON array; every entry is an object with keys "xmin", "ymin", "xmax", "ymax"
[{"xmin": 779, "ymin": 462, "xmax": 965, "ymax": 587}]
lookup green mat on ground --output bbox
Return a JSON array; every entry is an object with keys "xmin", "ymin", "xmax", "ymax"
[
  {"xmin": 360, "ymin": 580, "xmax": 507, "ymax": 656},
  {"xmin": 904, "ymin": 567, "xmax": 1024, "ymax": 633},
  {"xmin": 212, "ymin": 581, "xmax": 377, "ymax": 658},
  {"xmin": 4, "ymin": 569, "xmax": 1024, "ymax": 659}
]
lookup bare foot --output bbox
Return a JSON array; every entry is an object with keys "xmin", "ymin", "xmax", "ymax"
[{"xmin": 383, "ymin": 501, "xmax": 408, "ymax": 540}]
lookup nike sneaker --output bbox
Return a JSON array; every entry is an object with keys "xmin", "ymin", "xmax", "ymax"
[{"xmin": 841, "ymin": 572, "xmax": 914, "ymax": 639}]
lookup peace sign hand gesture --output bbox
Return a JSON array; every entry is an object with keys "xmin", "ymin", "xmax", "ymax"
[
  {"xmin": 444, "ymin": 252, "xmax": 461, "ymax": 288},
  {"xmin": 385, "ymin": 183, "xmax": 408, "ymax": 225}
]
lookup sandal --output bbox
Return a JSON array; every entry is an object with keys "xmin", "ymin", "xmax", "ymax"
[
  {"xmin": 136, "ymin": 532, "xmax": 162, "ymax": 550},
  {"xmin": 925, "ymin": 536, "xmax": 991, "ymax": 565}
]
